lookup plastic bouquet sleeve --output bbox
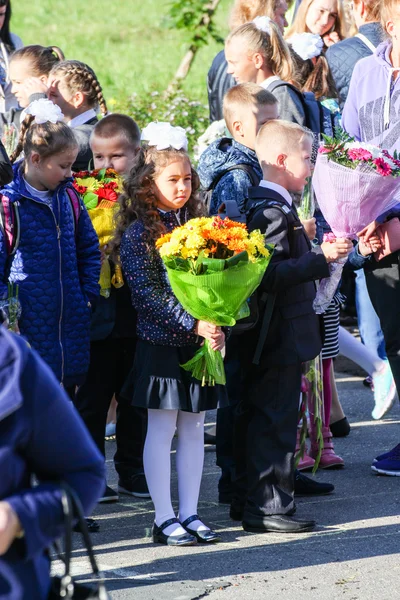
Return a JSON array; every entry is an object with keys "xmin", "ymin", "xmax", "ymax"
[
  {"xmin": 164, "ymin": 256, "xmax": 272, "ymax": 386},
  {"xmin": 312, "ymin": 151, "xmax": 400, "ymax": 312}
]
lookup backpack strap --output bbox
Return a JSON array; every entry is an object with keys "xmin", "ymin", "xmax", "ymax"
[
  {"xmin": 209, "ymin": 163, "xmax": 260, "ymax": 192},
  {"xmin": 355, "ymin": 33, "xmax": 377, "ymax": 54},
  {"xmin": 212, "ymin": 164, "xmax": 261, "ymax": 221},
  {"xmin": 252, "ymin": 292, "xmax": 276, "ymax": 365},
  {"xmin": 0, "ymin": 194, "xmax": 19, "ymax": 256},
  {"xmin": 267, "ymin": 80, "xmax": 313, "ymax": 131},
  {"xmin": 66, "ymin": 186, "xmax": 82, "ymax": 237}
]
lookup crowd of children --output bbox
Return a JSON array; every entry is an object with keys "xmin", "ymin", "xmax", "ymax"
[{"xmin": 0, "ymin": 1, "xmax": 399, "ymax": 577}]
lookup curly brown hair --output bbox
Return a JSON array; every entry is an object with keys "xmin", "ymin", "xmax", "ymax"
[{"xmin": 110, "ymin": 146, "xmax": 205, "ymax": 260}]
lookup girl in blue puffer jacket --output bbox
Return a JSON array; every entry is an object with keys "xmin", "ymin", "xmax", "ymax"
[{"xmin": 0, "ymin": 99, "xmax": 100, "ymax": 391}]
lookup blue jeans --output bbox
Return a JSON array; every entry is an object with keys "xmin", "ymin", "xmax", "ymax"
[{"xmin": 355, "ymin": 269, "xmax": 387, "ymax": 361}]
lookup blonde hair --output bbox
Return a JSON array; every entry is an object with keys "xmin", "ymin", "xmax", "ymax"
[
  {"xmin": 50, "ymin": 60, "xmax": 108, "ymax": 116},
  {"xmin": 10, "ymin": 45, "xmax": 64, "ymax": 76},
  {"xmin": 223, "ymin": 83, "xmax": 278, "ymax": 135},
  {"xmin": 229, "ymin": 0, "xmax": 284, "ymax": 29},
  {"xmin": 255, "ymin": 119, "xmax": 313, "ymax": 158},
  {"xmin": 381, "ymin": 0, "xmax": 400, "ymax": 30},
  {"xmin": 285, "ymin": 0, "xmax": 348, "ymax": 41},
  {"xmin": 226, "ymin": 20, "xmax": 295, "ymax": 83}
]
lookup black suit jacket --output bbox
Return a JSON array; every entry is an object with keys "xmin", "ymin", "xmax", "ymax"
[
  {"xmin": 245, "ymin": 186, "xmax": 330, "ymax": 366},
  {"xmin": 72, "ymin": 116, "xmax": 98, "ymax": 172}
]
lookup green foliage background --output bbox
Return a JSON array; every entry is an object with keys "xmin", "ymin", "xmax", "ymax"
[{"xmin": 12, "ymin": 0, "xmax": 231, "ymax": 106}]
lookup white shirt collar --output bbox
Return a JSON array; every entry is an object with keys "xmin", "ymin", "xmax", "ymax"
[
  {"xmin": 259, "ymin": 75, "xmax": 280, "ymax": 90},
  {"xmin": 67, "ymin": 109, "xmax": 97, "ymax": 128},
  {"xmin": 259, "ymin": 180, "xmax": 293, "ymax": 206}
]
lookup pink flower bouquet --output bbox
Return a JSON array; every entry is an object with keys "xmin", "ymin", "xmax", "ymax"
[{"xmin": 312, "ymin": 133, "xmax": 400, "ymax": 313}]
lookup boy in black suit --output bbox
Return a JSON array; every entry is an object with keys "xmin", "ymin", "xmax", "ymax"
[{"xmin": 240, "ymin": 120, "xmax": 352, "ymax": 533}]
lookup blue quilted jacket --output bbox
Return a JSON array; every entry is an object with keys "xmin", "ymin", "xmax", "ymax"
[
  {"xmin": 0, "ymin": 164, "xmax": 100, "ymax": 386},
  {"xmin": 197, "ymin": 138, "xmax": 262, "ymax": 216},
  {"xmin": 120, "ymin": 210, "xmax": 197, "ymax": 347},
  {"xmin": 326, "ymin": 23, "xmax": 384, "ymax": 110}
]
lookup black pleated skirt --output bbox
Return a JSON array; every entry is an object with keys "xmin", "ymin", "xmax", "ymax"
[{"xmin": 121, "ymin": 339, "xmax": 228, "ymax": 413}]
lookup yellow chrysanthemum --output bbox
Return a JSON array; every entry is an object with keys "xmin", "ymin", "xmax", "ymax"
[{"xmin": 75, "ymin": 176, "xmax": 100, "ymax": 192}]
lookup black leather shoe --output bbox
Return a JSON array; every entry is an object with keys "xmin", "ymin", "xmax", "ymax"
[
  {"xmin": 294, "ymin": 470, "xmax": 334, "ymax": 496},
  {"xmin": 73, "ymin": 517, "xmax": 100, "ymax": 533},
  {"xmin": 181, "ymin": 514, "xmax": 221, "ymax": 543},
  {"xmin": 152, "ymin": 517, "xmax": 197, "ymax": 546},
  {"xmin": 242, "ymin": 513, "xmax": 315, "ymax": 533},
  {"xmin": 231, "ymin": 500, "xmax": 296, "ymax": 522}
]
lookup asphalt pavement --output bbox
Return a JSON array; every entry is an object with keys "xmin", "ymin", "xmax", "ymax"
[{"xmin": 54, "ymin": 365, "xmax": 400, "ymax": 600}]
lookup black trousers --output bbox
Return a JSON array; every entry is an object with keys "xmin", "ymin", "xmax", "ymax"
[
  {"xmin": 215, "ymin": 336, "xmax": 244, "ymax": 498},
  {"xmin": 241, "ymin": 362, "xmax": 302, "ymax": 516},
  {"xmin": 74, "ymin": 337, "xmax": 147, "ymax": 480},
  {"xmin": 366, "ymin": 263, "xmax": 400, "ymax": 395}
]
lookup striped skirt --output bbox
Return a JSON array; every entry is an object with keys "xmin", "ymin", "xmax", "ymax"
[{"xmin": 321, "ymin": 293, "xmax": 344, "ymax": 360}]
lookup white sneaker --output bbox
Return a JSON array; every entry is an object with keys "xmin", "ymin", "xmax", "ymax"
[{"xmin": 371, "ymin": 362, "xmax": 398, "ymax": 420}]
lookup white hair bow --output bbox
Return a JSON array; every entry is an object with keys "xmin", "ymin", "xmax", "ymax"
[
  {"xmin": 252, "ymin": 16, "xmax": 272, "ymax": 35},
  {"xmin": 289, "ymin": 33, "xmax": 324, "ymax": 61},
  {"xmin": 141, "ymin": 122, "xmax": 188, "ymax": 152},
  {"xmin": 25, "ymin": 99, "xmax": 64, "ymax": 124}
]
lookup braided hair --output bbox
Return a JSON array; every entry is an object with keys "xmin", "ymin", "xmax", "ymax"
[
  {"xmin": 10, "ymin": 115, "xmax": 78, "ymax": 164},
  {"xmin": 50, "ymin": 60, "xmax": 108, "ymax": 116}
]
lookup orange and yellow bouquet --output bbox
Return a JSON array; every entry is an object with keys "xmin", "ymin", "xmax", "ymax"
[{"xmin": 156, "ymin": 216, "xmax": 274, "ymax": 385}]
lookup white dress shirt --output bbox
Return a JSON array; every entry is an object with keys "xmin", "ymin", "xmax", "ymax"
[{"xmin": 68, "ymin": 109, "xmax": 97, "ymax": 128}]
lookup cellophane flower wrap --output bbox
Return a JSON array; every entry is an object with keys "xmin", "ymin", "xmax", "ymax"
[
  {"xmin": 156, "ymin": 216, "xmax": 274, "ymax": 386},
  {"xmin": 73, "ymin": 168, "xmax": 124, "ymax": 297},
  {"xmin": 312, "ymin": 132, "xmax": 400, "ymax": 313}
]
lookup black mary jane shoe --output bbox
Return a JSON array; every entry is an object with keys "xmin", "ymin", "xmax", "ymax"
[
  {"xmin": 152, "ymin": 517, "xmax": 197, "ymax": 546},
  {"xmin": 181, "ymin": 514, "xmax": 221, "ymax": 543}
]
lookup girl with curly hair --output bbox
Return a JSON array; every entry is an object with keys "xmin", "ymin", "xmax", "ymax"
[{"xmin": 112, "ymin": 124, "xmax": 226, "ymax": 547}]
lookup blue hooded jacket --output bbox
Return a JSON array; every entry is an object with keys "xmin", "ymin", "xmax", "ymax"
[
  {"xmin": 0, "ymin": 328, "xmax": 104, "ymax": 600},
  {"xmin": 0, "ymin": 164, "xmax": 100, "ymax": 386},
  {"xmin": 197, "ymin": 138, "xmax": 262, "ymax": 216}
]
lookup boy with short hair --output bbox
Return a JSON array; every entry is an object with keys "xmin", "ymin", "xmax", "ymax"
[
  {"xmin": 240, "ymin": 120, "xmax": 353, "ymax": 533},
  {"xmin": 198, "ymin": 82, "xmax": 279, "ymax": 218},
  {"xmin": 197, "ymin": 84, "xmax": 278, "ymax": 503},
  {"xmin": 74, "ymin": 114, "xmax": 148, "ymax": 503}
]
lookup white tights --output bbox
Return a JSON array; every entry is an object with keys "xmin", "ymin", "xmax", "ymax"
[
  {"xmin": 339, "ymin": 326, "xmax": 384, "ymax": 376},
  {"xmin": 144, "ymin": 409, "xmax": 208, "ymax": 536}
]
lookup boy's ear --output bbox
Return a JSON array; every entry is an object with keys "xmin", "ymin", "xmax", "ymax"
[
  {"xmin": 231, "ymin": 119, "xmax": 244, "ymax": 138},
  {"xmin": 276, "ymin": 153, "xmax": 287, "ymax": 170}
]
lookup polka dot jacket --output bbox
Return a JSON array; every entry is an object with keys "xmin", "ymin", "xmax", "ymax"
[{"xmin": 120, "ymin": 210, "xmax": 197, "ymax": 347}]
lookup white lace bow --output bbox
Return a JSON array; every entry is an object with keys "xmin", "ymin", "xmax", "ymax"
[
  {"xmin": 141, "ymin": 122, "xmax": 188, "ymax": 151},
  {"xmin": 25, "ymin": 99, "xmax": 64, "ymax": 124},
  {"xmin": 289, "ymin": 33, "xmax": 324, "ymax": 61},
  {"xmin": 252, "ymin": 16, "xmax": 272, "ymax": 35}
]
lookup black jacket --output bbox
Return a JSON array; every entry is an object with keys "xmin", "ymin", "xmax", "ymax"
[
  {"xmin": 207, "ymin": 49, "xmax": 235, "ymax": 123},
  {"xmin": 326, "ymin": 23, "xmax": 384, "ymax": 110},
  {"xmin": 72, "ymin": 116, "xmax": 98, "ymax": 172},
  {"xmin": 0, "ymin": 140, "xmax": 12, "ymax": 186},
  {"xmin": 245, "ymin": 187, "xmax": 330, "ymax": 366}
]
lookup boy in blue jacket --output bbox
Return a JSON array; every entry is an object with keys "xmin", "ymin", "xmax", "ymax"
[{"xmin": 198, "ymin": 83, "xmax": 278, "ymax": 218}]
